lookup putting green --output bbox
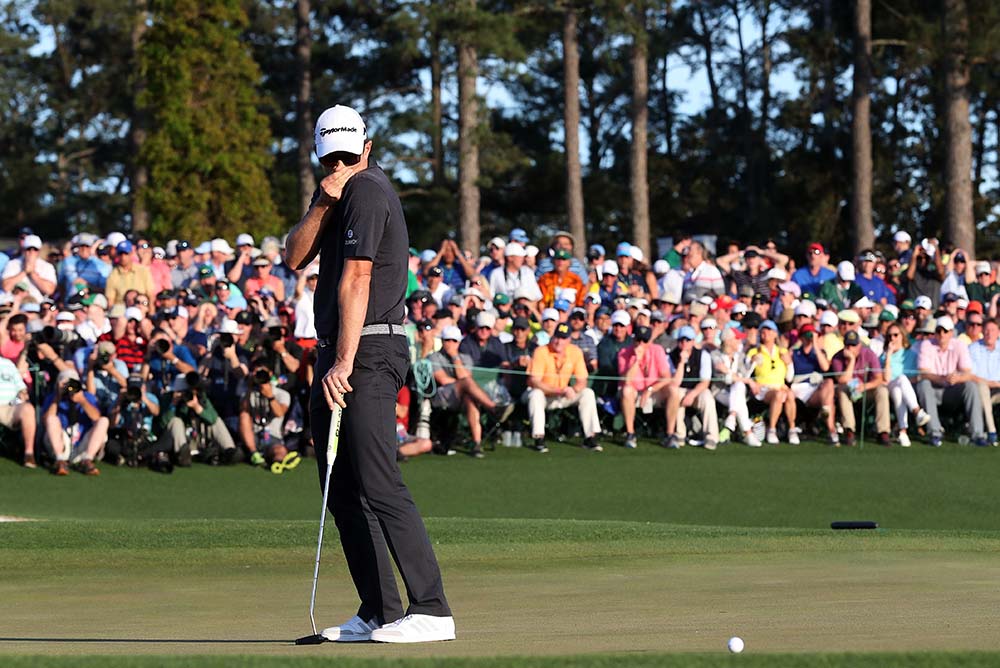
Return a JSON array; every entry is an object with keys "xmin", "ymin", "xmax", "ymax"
[{"xmin": 2, "ymin": 519, "xmax": 1000, "ymax": 659}]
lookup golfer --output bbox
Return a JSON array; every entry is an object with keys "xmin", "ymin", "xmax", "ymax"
[{"xmin": 285, "ymin": 104, "xmax": 454, "ymax": 644}]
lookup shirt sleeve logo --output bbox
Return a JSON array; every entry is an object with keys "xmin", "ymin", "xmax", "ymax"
[{"xmin": 345, "ymin": 229, "xmax": 358, "ymax": 246}]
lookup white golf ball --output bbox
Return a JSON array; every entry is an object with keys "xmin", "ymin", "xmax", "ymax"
[{"xmin": 728, "ymin": 636, "xmax": 744, "ymax": 653}]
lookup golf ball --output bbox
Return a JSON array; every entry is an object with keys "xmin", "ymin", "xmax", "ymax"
[{"xmin": 728, "ymin": 636, "xmax": 744, "ymax": 653}]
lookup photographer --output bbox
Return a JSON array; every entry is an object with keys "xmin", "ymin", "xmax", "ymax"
[
  {"xmin": 43, "ymin": 369, "xmax": 109, "ymax": 476},
  {"xmin": 238, "ymin": 359, "xmax": 295, "ymax": 471},
  {"xmin": 201, "ymin": 318, "xmax": 250, "ymax": 431},
  {"xmin": 257, "ymin": 316, "xmax": 302, "ymax": 391},
  {"xmin": 157, "ymin": 371, "xmax": 237, "ymax": 465},
  {"xmin": 84, "ymin": 341, "xmax": 128, "ymax": 415},
  {"xmin": 143, "ymin": 312, "xmax": 197, "ymax": 396},
  {"xmin": 107, "ymin": 373, "xmax": 168, "ymax": 470}
]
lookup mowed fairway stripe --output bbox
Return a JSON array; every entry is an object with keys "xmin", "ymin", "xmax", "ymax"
[{"xmin": 1, "ymin": 520, "xmax": 1000, "ymax": 657}]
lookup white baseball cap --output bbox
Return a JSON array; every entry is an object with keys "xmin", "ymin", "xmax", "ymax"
[
  {"xmin": 853, "ymin": 296, "xmax": 876, "ymax": 309},
  {"xmin": 211, "ymin": 238, "xmax": 234, "ymax": 255},
  {"xmin": 732, "ymin": 303, "xmax": 749, "ymax": 315},
  {"xmin": 976, "ymin": 261, "xmax": 992, "ymax": 275},
  {"xmin": 936, "ymin": 315, "xmax": 955, "ymax": 332},
  {"xmin": 441, "ymin": 325, "xmax": 463, "ymax": 341},
  {"xmin": 914, "ymin": 295, "xmax": 933, "ymax": 310},
  {"xmin": 602, "ymin": 260, "xmax": 619, "ymax": 276},
  {"xmin": 794, "ymin": 300, "xmax": 817, "ymax": 317},
  {"xmin": 541, "ymin": 308, "xmax": 559, "ymax": 322},
  {"xmin": 195, "ymin": 241, "xmax": 212, "ymax": 255},
  {"xmin": 525, "ymin": 244, "xmax": 539, "ymax": 258},
  {"xmin": 504, "ymin": 243, "xmax": 525, "ymax": 258},
  {"xmin": 893, "ymin": 231, "xmax": 911, "ymax": 243},
  {"xmin": 475, "ymin": 311, "xmax": 496, "ymax": 329},
  {"xmin": 487, "ymin": 236, "xmax": 506, "ymax": 249},
  {"xmin": 22, "ymin": 234, "xmax": 42, "ymax": 250},
  {"xmin": 219, "ymin": 318, "xmax": 239, "ymax": 334},
  {"xmin": 610, "ymin": 310, "xmax": 631, "ymax": 326},
  {"xmin": 629, "ymin": 246, "xmax": 644, "ymax": 262},
  {"xmin": 124, "ymin": 306, "xmax": 144, "ymax": 322},
  {"xmin": 837, "ymin": 261, "xmax": 856, "ymax": 281},
  {"xmin": 314, "ymin": 105, "xmax": 367, "ymax": 158},
  {"xmin": 106, "ymin": 232, "xmax": 127, "ymax": 248},
  {"xmin": 767, "ymin": 267, "xmax": 788, "ymax": 282},
  {"xmin": 653, "ymin": 259, "xmax": 669, "ymax": 275},
  {"xmin": 235, "ymin": 233, "xmax": 255, "ymax": 247},
  {"xmin": 819, "ymin": 311, "xmax": 839, "ymax": 327}
]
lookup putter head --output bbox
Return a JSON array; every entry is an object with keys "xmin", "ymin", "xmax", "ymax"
[{"xmin": 295, "ymin": 633, "xmax": 328, "ymax": 645}]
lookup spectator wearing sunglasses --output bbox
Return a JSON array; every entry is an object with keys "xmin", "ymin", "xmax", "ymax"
[
  {"xmin": 792, "ymin": 243, "xmax": 835, "ymax": 297},
  {"xmin": 916, "ymin": 315, "xmax": 985, "ymax": 447},
  {"xmin": 854, "ymin": 250, "xmax": 895, "ymax": 305},
  {"xmin": 880, "ymin": 322, "xmax": 930, "ymax": 447}
]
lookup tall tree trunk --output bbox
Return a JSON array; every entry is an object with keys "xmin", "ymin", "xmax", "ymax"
[
  {"xmin": 630, "ymin": 4, "xmax": 650, "ymax": 260},
  {"xmin": 850, "ymin": 0, "xmax": 874, "ymax": 253},
  {"xmin": 457, "ymin": 0, "xmax": 480, "ymax": 255},
  {"xmin": 430, "ymin": 30, "xmax": 444, "ymax": 187},
  {"xmin": 694, "ymin": 7, "xmax": 719, "ymax": 112},
  {"xmin": 130, "ymin": 0, "xmax": 150, "ymax": 232},
  {"xmin": 942, "ymin": 0, "xmax": 975, "ymax": 256},
  {"xmin": 295, "ymin": 0, "xmax": 315, "ymax": 217},
  {"xmin": 730, "ymin": 0, "xmax": 755, "ymax": 228},
  {"xmin": 563, "ymin": 7, "xmax": 585, "ymax": 257}
]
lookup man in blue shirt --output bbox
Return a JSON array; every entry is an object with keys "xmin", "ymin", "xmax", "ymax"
[
  {"xmin": 43, "ymin": 368, "xmax": 109, "ymax": 476},
  {"xmin": 970, "ymin": 318, "xmax": 1000, "ymax": 443},
  {"xmin": 61, "ymin": 234, "xmax": 110, "ymax": 293},
  {"xmin": 854, "ymin": 249, "xmax": 895, "ymax": 305},
  {"xmin": 792, "ymin": 242, "xmax": 836, "ymax": 298}
]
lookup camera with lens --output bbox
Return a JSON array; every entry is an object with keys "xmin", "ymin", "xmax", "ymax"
[
  {"xmin": 154, "ymin": 338, "xmax": 171, "ymax": 355},
  {"xmin": 42, "ymin": 326, "xmax": 80, "ymax": 347},
  {"xmin": 179, "ymin": 371, "xmax": 202, "ymax": 403},
  {"xmin": 63, "ymin": 378, "xmax": 83, "ymax": 395},
  {"xmin": 218, "ymin": 333, "xmax": 234, "ymax": 348},
  {"xmin": 253, "ymin": 368, "xmax": 271, "ymax": 386},
  {"xmin": 124, "ymin": 375, "xmax": 144, "ymax": 403},
  {"xmin": 97, "ymin": 350, "xmax": 112, "ymax": 367}
]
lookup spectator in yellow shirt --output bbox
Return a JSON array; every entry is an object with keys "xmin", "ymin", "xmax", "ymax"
[
  {"xmin": 527, "ymin": 322, "xmax": 602, "ymax": 453},
  {"xmin": 105, "ymin": 241, "xmax": 154, "ymax": 306},
  {"xmin": 745, "ymin": 320, "xmax": 799, "ymax": 445}
]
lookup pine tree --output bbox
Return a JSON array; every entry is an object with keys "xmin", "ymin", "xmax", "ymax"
[{"xmin": 138, "ymin": 0, "xmax": 280, "ymax": 243}]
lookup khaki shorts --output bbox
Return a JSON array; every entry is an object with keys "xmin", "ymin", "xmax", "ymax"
[{"xmin": 0, "ymin": 404, "xmax": 21, "ymax": 429}]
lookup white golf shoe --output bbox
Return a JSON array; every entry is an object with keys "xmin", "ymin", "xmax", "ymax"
[
  {"xmin": 321, "ymin": 615, "xmax": 380, "ymax": 642},
  {"xmin": 370, "ymin": 614, "xmax": 456, "ymax": 643}
]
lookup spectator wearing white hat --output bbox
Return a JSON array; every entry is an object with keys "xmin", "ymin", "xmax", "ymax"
[
  {"xmin": 488, "ymin": 241, "xmax": 540, "ymax": 303},
  {"xmin": 967, "ymin": 261, "xmax": 999, "ymax": 307},
  {"xmin": 595, "ymin": 310, "xmax": 633, "ymax": 404},
  {"xmin": 61, "ymin": 234, "xmax": 108, "ymax": 294},
  {"xmin": 479, "ymin": 237, "xmax": 506, "ymax": 280},
  {"xmin": 244, "ymin": 255, "xmax": 286, "ymax": 302},
  {"xmin": 225, "ymin": 233, "xmax": 257, "ymax": 286},
  {"xmin": 893, "ymin": 231, "xmax": 913, "ymax": 266},
  {"xmin": 903, "ymin": 238, "xmax": 945, "ymax": 310},
  {"xmin": 207, "ymin": 238, "xmax": 234, "ymax": 280},
  {"xmin": 134, "ymin": 237, "xmax": 172, "ymax": 297},
  {"xmin": 2, "ymin": 235, "xmax": 57, "ymax": 301},
  {"xmin": 818, "ymin": 261, "xmax": 862, "ymax": 312},
  {"xmin": 0, "ymin": 350, "xmax": 37, "ymax": 467},
  {"xmin": 855, "ymin": 249, "xmax": 895, "ymax": 305},
  {"xmin": 711, "ymin": 327, "xmax": 762, "ymax": 447},
  {"xmin": 588, "ymin": 260, "xmax": 628, "ymax": 309},
  {"xmin": 916, "ymin": 315, "xmax": 986, "ymax": 446}
]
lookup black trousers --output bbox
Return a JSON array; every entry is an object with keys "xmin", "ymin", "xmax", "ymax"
[{"xmin": 310, "ymin": 334, "xmax": 451, "ymax": 623}]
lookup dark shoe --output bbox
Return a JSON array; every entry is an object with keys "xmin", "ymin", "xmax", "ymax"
[
  {"xmin": 877, "ymin": 432, "xmax": 891, "ymax": 447},
  {"xmin": 624, "ymin": 433, "xmax": 637, "ymax": 449},
  {"xmin": 54, "ymin": 461, "xmax": 69, "ymax": 476},
  {"xmin": 843, "ymin": 430, "xmax": 857, "ymax": 447},
  {"xmin": 929, "ymin": 434, "xmax": 943, "ymax": 447},
  {"xmin": 468, "ymin": 442, "xmax": 485, "ymax": 459},
  {"xmin": 149, "ymin": 451, "xmax": 174, "ymax": 474},
  {"xmin": 973, "ymin": 437, "xmax": 989, "ymax": 448},
  {"xmin": 78, "ymin": 459, "xmax": 100, "ymax": 476},
  {"xmin": 176, "ymin": 442, "xmax": 192, "ymax": 467},
  {"xmin": 582, "ymin": 436, "xmax": 603, "ymax": 452},
  {"xmin": 531, "ymin": 438, "xmax": 549, "ymax": 453},
  {"xmin": 23, "ymin": 454, "xmax": 37, "ymax": 469},
  {"xmin": 661, "ymin": 435, "xmax": 681, "ymax": 449}
]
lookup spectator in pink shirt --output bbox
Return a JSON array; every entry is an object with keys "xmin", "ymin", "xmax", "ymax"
[
  {"xmin": 916, "ymin": 315, "xmax": 985, "ymax": 446},
  {"xmin": 617, "ymin": 325, "xmax": 671, "ymax": 449},
  {"xmin": 136, "ymin": 237, "xmax": 172, "ymax": 296}
]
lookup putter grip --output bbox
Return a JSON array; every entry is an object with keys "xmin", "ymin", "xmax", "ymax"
[{"xmin": 326, "ymin": 404, "xmax": 342, "ymax": 460}]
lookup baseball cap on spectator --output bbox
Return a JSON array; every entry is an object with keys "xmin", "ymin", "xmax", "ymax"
[
  {"xmin": 732, "ymin": 303, "xmax": 749, "ymax": 315},
  {"xmin": 235, "ymin": 233, "xmax": 255, "ymax": 247},
  {"xmin": 525, "ymin": 245, "xmax": 539, "ymax": 258},
  {"xmin": 487, "ymin": 236, "xmax": 506, "ymax": 250},
  {"xmin": 541, "ymin": 308, "xmax": 559, "ymax": 322},
  {"xmin": 512, "ymin": 317, "xmax": 531, "ymax": 330},
  {"xmin": 418, "ymin": 249, "xmax": 436, "ymax": 263},
  {"xmin": 601, "ymin": 260, "xmax": 619, "ymax": 276},
  {"xmin": 56, "ymin": 311, "xmax": 75, "ymax": 323},
  {"xmin": 124, "ymin": 307, "xmax": 144, "ymax": 322},
  {"xmin": 779, "ymin": 281, "xmax": 801, "ymax": 297},
  {"xmin": 595, "ymin": 306, "xmax": 611, "ymax": 317},
  {"xmin": 153, "ymin": 246, "xmax": 166, "ymax": 259},
  {"xmin": 211, "ymin": 238, "xmax": 234, "ymax": 255},
  {"xmin": 553, "ymin": 322, "xmax": 572, "ymax": 339},
  {"xmin": 584, "ymin": 293, "xmax": 601, "ymax": 305},
  {"xmin": 493, "ymin": 293, "xmax": 511, "ymax": 308},
  {"xmin": 837, "ymin": 261, "xmax": 856, "ymax": 281},
  {"xmin": 741, "ymin": 312, "xmax": 763, "ymax": 329},
  {"xmin": 837, "ymin": 309, "xmax": 860, "ymax": 323},
  {"xmin": 568, "ymin": 306, "xmax": 586, "ymax": 318},
  {"xmin": 967, "ymin": 301, "xmax": 984, "ymax": 314},
  {"xmin": 843, "ymin": 330, "xmax": 861, "ymax": 346},
  {"xmin": 858, "ymin": 250, "xmax": 878, "ymax": 263},
  {"xmin": 899, "ymin": 299, "xmax": 915, "ymax": 311},
  {"xmin": 463, "ymin": 287, "xmax": 485, "ymax": 302},
  {"xmin": 794, "ymin": 300, "xmax": 817, "ymax": 317},
  {"xmin": 942, "ymin": 292, "xmax": 959, "ymax": 303},
  {"xmin": 766, "ymin": 267, "xmax": 788, "ymax": 282},
  {"xmin": 976, "ymin": 261, "xmax": 992, "ymax": 276},
  {"xmin": 106, "ymin": 232, "xmax": 126, "ymax": 248},
  {"xmin": 879, "ymin": 309, "xmax": 897, "ymax": 322},
  {"xmin": 17, "ymin": 226, "xmax": 34, "ymax": 237},
  {"xmin": 760, "ymin": 319, "xmax": 779, "ymax": 332},
  {"xmin": 853, "ymin": 296, "xmax": 875, "ymax": 309},
  {"xmin": 629, "ymin": 246, "xmax": 644, "ymax": 262},
  {"xmin": 475, "ymin": 311, "xmax": 497, "ymax": 329},
  {"xmin": 219, "ymin": 318, "xmax": 239, "ymax": 334},
  {"xmin": 510, "ymin": 228, "xmax": 529, "ymax": 244},
  {"xmin": 616, "ymin": 242, "xmax": 632, "ymax": 257},
  {"xmin": 936, "ymin": 315, "xmax": 955, "ymax": 331},
  {"xmin": 253, "ymin": 257, "xmax": 271, "ymax": 267},
  {"xmin": 552, "ymin": 299, "xmax": 570, "ymax": 312},
  {"xmin": 676, "ymin": 325, "xmax": 696, "ymax": 341},
  {"xmin": 116, "ymin": 240, "xmax": 133, "ymax": 255},
  {"xmin": 690, "ymin": 301, "xmax": 709, "ymax": 317},
  {"xmin": 610, "ymin": 310, "xmax": 630, "ymax": 326},
  {"xmin": 234, "ymin": 311, "xmax": 257, "ymax": 326},
  {"xmin": 799, "ymin": 323, "xmax": 817, "ymax": 335},
  {"xmin": 653, "ymin": 259, "xmax": 669, "ymax": 275},
  {"xmin": 638, "ymin": 308, "xmax": 651, "ymax": 318},
  {"xmin": 650, "ymin": 310, "xmax": 666, "ymax": 322},
  {"xmin": 447, "ymin": 295, "xmax": 463, "ymax": 307},
  {"xmin": 808, "ymin": 242, "xmax": 826, "ymax": 255},
  {"xmin": 408, "ymin": 290, "xmax": 430, "ymax": 304},
  {"xmin": 503, "ymin": 243, "xmax": 525, "ymax": 258},
  {"xmin": 702, "ymin": 317, "xmax": 718, "ymax": 329},
  {"xmin": 914, "ymin": 295, "xmax": 933, "ymax": 310},
  {"xmin": 20, "ymin": 302, "xmax": 40, "ymax": 313},
  {"xmin": 712, "ymin": 295, "xmax": 736, "ymax": 311},
  {"xmin": 197, "ymin": 264, "xmax": 214, "ymax": 278},
  {"xmin": 314, "ymin": 105, "xmax": 366, "ymax": 157},
  {"xmin": 426, "ymin": 265, "xmax": 443, "ymax": 278},
  {"xmin": 553, "ymin": 248, "xmax": 572, "ymax": 260},
  {"xmin": 588, "ymin": 244, "xmax": 605, "ymax": 259},
  {"xmin": 957, "ymin": 297, "xmax": 969, "ymax": 310},
  {"xmin": 819, "ymin": 311, "xmax": 839, "ymax": 327},
  {"xmin": 738, "ymin": 285, "xmax": 755, "ymax": 299},
  {"xmin": 22, "ymin": 235, "xmax": 42, "ymax": 250},
  {"xmin": 893, "ymin": 231, "xmax": 912, "ymax": 243},
  {"xmin": 82, "ymin": 294, "xmax": 109, "ymax": 310},
  {"xmin": 195, "ymin": 241, "xmax": 211, "ymax": 255}
]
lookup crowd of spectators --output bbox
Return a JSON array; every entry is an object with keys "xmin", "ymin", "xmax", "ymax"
[{"xmin": 1, "ymin": 225, "xmax": 998, "ymax": 474}]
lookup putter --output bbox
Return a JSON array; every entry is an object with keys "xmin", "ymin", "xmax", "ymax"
[{"xmin": 295, "ymin": 404, "xmax": 343, "ymax": 646}]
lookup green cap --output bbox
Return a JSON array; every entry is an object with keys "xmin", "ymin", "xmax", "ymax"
[
  {"xmin": 899, "ymin": 299, "xmax": 915, "ymax": 311},
  {"xmin": 198, "ymin": 264, "xmax": 214, "ymax": 277},
  {"xmin": 879, "ymin": 309, "xmax": 897, "ymax": 322},
  {"xmin": 554, "ymin": 248, "xmax": 572, "ymax": 260},
  {"xmin": 493, "ymin": 293, "xmax": 511, "ymax": 306}
]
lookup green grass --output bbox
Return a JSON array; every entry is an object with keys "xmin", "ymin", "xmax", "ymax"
[{"xmin": 2, "ymin": 438, "xmax": 1000, "ymax": 665}]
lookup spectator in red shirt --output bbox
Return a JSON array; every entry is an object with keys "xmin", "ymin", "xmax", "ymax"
[{"xmin": 244, "ymin": 257, "xmax": 285, "ymax": 302}]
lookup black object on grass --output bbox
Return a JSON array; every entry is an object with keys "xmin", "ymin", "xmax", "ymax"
[
  {"xmin": 831, "ymin": 521, "xmax": 878, "ymax": 530},
  {"xmin": 295, "ymin": 633, "xmax": 327, "ymax": 645}
]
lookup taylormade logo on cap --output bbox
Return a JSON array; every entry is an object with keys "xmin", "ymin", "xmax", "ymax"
[{"xmin": 315, "ymin": 105, "xmax": 367, "ymax": 158}]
